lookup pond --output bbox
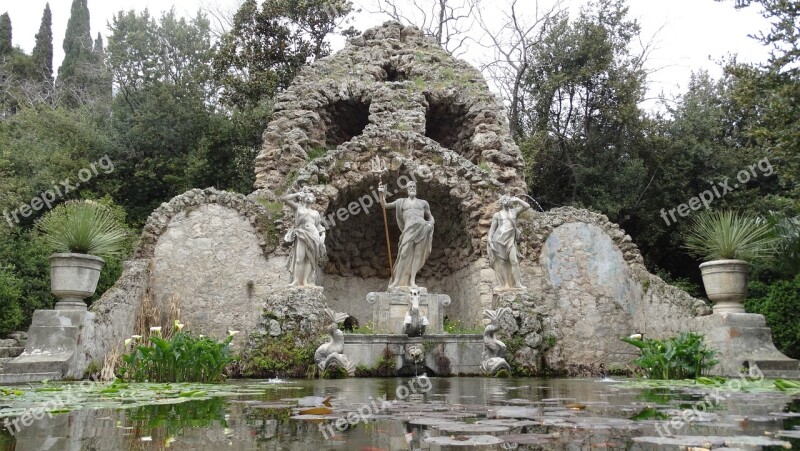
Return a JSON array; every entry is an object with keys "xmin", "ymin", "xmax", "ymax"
[{"xmin": 1, "ymin": 377, "xmax": 799, "ymax": 450}]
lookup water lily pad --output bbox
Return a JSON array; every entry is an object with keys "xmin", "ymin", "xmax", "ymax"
[
  {"xmin": 491, "ymin": 406, "xmax": 543, "ymax": 419},
  {"xmin": 500, "ymin": 433, "xmax": 560, "ymax": 445},
  {"xmin": 424, "ymin": 435, "xmax": 504, "ymax": 446},
  {"xmin": 435, "ymin": 423, "xmax": 511, "ymax": 434}
]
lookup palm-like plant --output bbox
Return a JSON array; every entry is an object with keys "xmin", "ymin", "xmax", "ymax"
[
  {"xmin": 37, "ymin": 200, "xmax": 128, "ymax": 258},
  {"xmin": 683, "ymin": 210, "xmax": 777, "ymax": 262}
]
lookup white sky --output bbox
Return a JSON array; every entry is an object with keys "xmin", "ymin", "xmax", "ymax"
[{"xmin": 2, "ymin": 0, "xmax": 772, "ymax": 107}]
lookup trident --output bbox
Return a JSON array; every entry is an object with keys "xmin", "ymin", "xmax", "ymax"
[{"xmin": 371, "ymin": 155, "xmax": 393, "ymax": 274}]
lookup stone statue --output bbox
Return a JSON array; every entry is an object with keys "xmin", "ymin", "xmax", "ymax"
[
  {"xmin": 403, "ymin": 288, "xmax": 429, "ymax": 337},
  {"xmin": 315, "ymin": 308, "xmax": 355, "ymax": 376},
  {"xmin": 378, "ymin": 181, "xmax": 434, "ymax": 290},
  {"xmin": 481, "ymin": 307, "xmax": 512, "ymax": 377},
  {"xmin": 487, "ymin": 195, "xmax": 531, "ymax": 291},
  {"xmin": 282, "ymin": 188, "xmax": 327, "ymax": 287}
]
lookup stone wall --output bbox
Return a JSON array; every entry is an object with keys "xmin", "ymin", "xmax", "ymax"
[
  {"xmin": 150, "ymin": 203, "xmax": 283, "ymax": 346},
  {"xmin": 79, "ymin": 259, "xmax": 150, "ymax": 373},
  {"xmin": 507, "ymin": 207, "xmax": 712, "ymax": 374}
]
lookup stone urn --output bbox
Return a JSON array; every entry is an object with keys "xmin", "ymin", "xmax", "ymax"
[
  {"xmin": 50, "ymin": 253, "xmax": 105, "ymax": 311},
  {"xmin": 699, "ymin": 259, "xmax": 749, "ymax": 314}
]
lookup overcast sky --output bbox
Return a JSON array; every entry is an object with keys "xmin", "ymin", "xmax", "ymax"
[{"xmin": 2, "ymin": 0, "xmax": 772, "ymax": 106}]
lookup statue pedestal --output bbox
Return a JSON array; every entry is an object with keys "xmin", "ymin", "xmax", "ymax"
[{"xmin": 367, "ymin": 291, "xmax": 450, "ymax": 334}]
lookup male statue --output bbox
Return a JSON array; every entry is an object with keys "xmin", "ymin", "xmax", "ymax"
[
  {"xmin": 488, "ymin": 195, "xmax": 531, "ymax": 290},
  {"xmin": 378, "ymin": 181, "xmax": 434, "ymax": 290},
  {"xmin": 282, "ymin": 188, "xmax": 327, "ymax": 287}
]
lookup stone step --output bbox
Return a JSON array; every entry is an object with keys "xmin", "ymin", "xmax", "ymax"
[
  {"xmin": 754, "ymin": 359, "xmax": 800, "ymax": 372},
  {"xmin": 0, "ymin": 346, "xmax": 24, "ymax": 358},
  {"xmin": 761, "ymin": 369, "xmax": 800, "ymax": 380},
  {"xmin": 0, "ymin": 357, "xmax": 12, "ymax": 372},
  {"xmin": 0, "ymin": 372, "xmax": 62, "ymax": 384}
]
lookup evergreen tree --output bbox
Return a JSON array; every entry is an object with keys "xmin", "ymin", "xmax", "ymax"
[
  {"xmin": 58, "ymin": 0, "xmax": 94, "ymax": 104},
  {"xmin": 0, "ymin": 12, "xmax": 12, "ymax": 57},
  {"xmin": 31, "ymin": 4, "xmax": 53, "ymax": 82},
  {"xmin": 91, "ymin": 32, "xmax": 111, "ymax": 100}
]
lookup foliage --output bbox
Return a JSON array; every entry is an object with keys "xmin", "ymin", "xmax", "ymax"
[
  {"xmin": 683, "ymin": 210, "xmax": 777, "ymax": 261},
  {"xmin": 343, "ymin": 321, "xmax": 377, "ymax": 334},
  {"xmin": 238, "ymin": 332, "xmax": 317, "ymax": 379},
  {"xmin": 212, "ymin": 0, "xmax": 356, "ymax": 109},
  {"xmin": 745, "ymin": 274, "xmax": 800, "ymax": 359},
  {"xmin": 621, "ymin": 332, "xmax": 719, "ymax": 379},
  {"xmin": 31, "ymin": 4, "xmax": 53, "ymax": 82},
  {"xmin": 521, "ymin": 0, "xmax": 648, "ymax": 221},
  {"xmin": 119, "ymin": 327, "xmax": 235, "ymax": 383},
  {"xmin": 58, "ymin": 0, "xmax": 108, "ymax": 105},
  {"xmin": 0, "ymin": 13, "xmax": 11, "ymax": 57},
  {"xmin": 0, "ymin": 229, "xmax": 55, "ymax": 325},
  {"xmin": 504, "ymin": 336, "xmax": 537, "ymax": 377},
  {"xmin": 0, "ymin": 266, "xmax": 23, "ymax": 336},
  {"xmin": 353, "ymin": 347, "xmax": 396, "ymax": 377},
  {"xmin": 36, "ymin": 200, "xmax": 128, "ymax": 258},
  {"xmin": 443, "ymin": 317, "xmax": 483, "ymax": 334}
]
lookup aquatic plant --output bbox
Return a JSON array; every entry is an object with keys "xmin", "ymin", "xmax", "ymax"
[
  {"xmin": 621, "ymin": 332, "xmax": 718, "ymax": 380},
  {"xmin": 119, "ymin": 324, "xmax": 234, "ymax": 383}
]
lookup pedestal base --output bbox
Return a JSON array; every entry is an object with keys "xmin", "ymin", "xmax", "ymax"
[
  {"xmin": 0, "ymin": 309, "xmax": 92, "ymax": 383},
  {"xmin": 367, "ymin": 291, "xmax": 450, "ymax": 334},
  {"xmin": 695, "ymin": 313, "xmax": 800, "ymax": 378},
  {"xmin": 55, "ymin": 298, "xmax": 88, "ymax": 311}
]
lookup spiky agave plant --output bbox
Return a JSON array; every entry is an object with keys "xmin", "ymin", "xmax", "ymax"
[
  {"xmin": 683, "ymin": 210, "xmax": 777, "ymax": 262},
  {"xmin": 37, "ymin": 200, "xmax": 128, "ymax": 258}
]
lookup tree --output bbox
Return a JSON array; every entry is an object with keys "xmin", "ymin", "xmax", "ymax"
[
  {"xmin": 59, "ymin": 0, "xmax": 92, "ymax": 82},
  {"xmin": 521, "ymin": 0, "xmax": 648, "ymax": 219},
  {"xmin": 0, "ymin": 13, "xmax": 11, "ymax": 58},
  {"xmin": 722, "ymin": 0, "xmax": 800, "ymax": 200},
  {"xmin": 107, "ymin": 9, "xmax": 219, "ymax": 223},
  {"xmin": 213, "ymin": 0, "xmax": 356, "ymax": 109},
  {"xmin": 474, "ymin": 0, "xmax": 565, "ymax": 139},
  {"xmin": 372, "ymin": 0, "xmax": 478, "ymax": 55},
  {"xmin": 58, "ymin": 0, "xmax": 103, "ymax": 106},
  {"xmin": 32, "ymin": 4, "xmax": 53, "ymax": 83}
]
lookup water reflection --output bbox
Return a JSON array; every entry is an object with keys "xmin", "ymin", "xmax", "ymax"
[{"xmin": 3, "ymin": 377, "xmax": 800, "ymax": 450}]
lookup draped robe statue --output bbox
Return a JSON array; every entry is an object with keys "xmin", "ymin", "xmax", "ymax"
[
  {"xmin": 379, "ymin": 181, "xmax": 434, "ymax": 290},
  {"xmin": 282, "ymin": 189, "xmax": 326, "ymax": 287},
  {"xmin": 488, "ymin": 195, "xmax": 530, "ymax": 290}
]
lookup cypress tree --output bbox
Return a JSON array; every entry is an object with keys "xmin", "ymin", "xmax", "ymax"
[
  {"xmin": 0, "ymin": 12, "xmax": 12, "ymax": 57},
  {"xmin": 31, "ymin": 4, "xmax": 53, "ymax": 81},
  {"xmin": 58, "ymin": 0, "xmax": 92, "ymax": 83}
]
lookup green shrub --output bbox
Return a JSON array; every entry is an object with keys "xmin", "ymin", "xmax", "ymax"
[
  {"xmin": 119, "ymin": 325, "xmax": 234, "ymax": 383},
  {"xmin": 239, "ymin": 333, "xmax": 317, "ymax": 378},
  {"xmin": 0, "ymin": 229, "xmax": 55, "ymax": 324},
  {"xmin": 621, "ymin": 332, "xmax": 718, "ymax": 379},
  {"xmin": 0, "ymin": 266, "xmax": 23, "ymax": 335},
  {"xmin": 745, "ymin": 274, "xmax": 800, "ymax": 359}
]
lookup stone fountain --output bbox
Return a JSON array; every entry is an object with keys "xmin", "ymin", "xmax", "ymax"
[{"xmin": 3, "ymin": 22, "xmax": 798, "ymax": 382}]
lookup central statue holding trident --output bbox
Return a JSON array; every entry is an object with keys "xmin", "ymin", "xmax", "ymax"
[{"xmin": 378, "ymin": 180, "xmax": 435, "ymax": 290}]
